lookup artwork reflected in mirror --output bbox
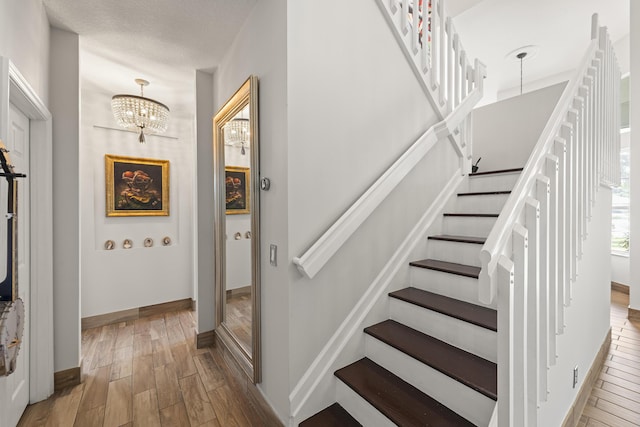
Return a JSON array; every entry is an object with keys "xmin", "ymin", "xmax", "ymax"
[{"xmin": 213, "ymin": 76, "xmax": 260, "ymax": 383}]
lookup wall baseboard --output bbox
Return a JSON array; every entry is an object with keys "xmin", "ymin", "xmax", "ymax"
[
  {"xmin": 629, "ymin": 307, "xmax": 640, "ymax": 322},
  {"xmin": 561, "ymin": 328, "xmax": 611, "ymax": 427},
  {"xmin": 82, "ymin": 298, "xmax": 193, "ymax": 330},
  {"xmin": 611, "ymin": 281, "xmax": 629, "ymax": 295},
  {"xmin": 54, "ymin": 362, "xmax": 82, "ymax": 392},
  {"xmin": 196, "ymin": 330, "xmax": 215, "ymax": 349}
]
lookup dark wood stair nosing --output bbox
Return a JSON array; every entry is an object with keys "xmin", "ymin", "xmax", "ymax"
[
  {"xmin": 389, "ymin": 287, "xmax": 497, "ymax": 332},
  {"xmin": 469, "ymin": 167, "xmax": 524, "ymax": 176},
  {"xmin": 409, "ymin": 259, "xmax": 481, "ymax": 279},
  {"xmin": 427, "ymin": 235, "xmax": 486, "ymax": 245},
  {"xmin": 364, "ymin": 320, "xmax": 498, "ymax": 401},
  {"xmin": 299, "ymin": 402, "xmax": 362, "ymax": 427},
  {"xmin": 335, "ymin": 357, "xmax": 477, "ymax": 426},
  {"xmin": 457, "ymin": 190, "xmax": 512, "ymax": 196},
  {"xmin": 443, "ymin": 213, "xmax": 499, "ymax": 217}
]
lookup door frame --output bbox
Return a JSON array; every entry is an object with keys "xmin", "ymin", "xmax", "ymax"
[{"xmin": 0, "ymin": 57, "xmax": 54, "ymax": 402}]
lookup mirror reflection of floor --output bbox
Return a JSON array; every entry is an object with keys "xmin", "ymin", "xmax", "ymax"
[{"xmin": 226, "ymin": 292, "xmax": 252, "ymax": 355}]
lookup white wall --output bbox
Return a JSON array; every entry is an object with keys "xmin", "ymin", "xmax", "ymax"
[
  {"xmin": 0, "ymin": 0, "xmax": 50, "ymax": 105},
  {"xmin": 472, "ymin": 82, "xmax": 567, "ymax": 172},
  {"xmin": 50, "ymin": 28, "xmax": 81, "ymax": 373},
  {"xmin": 79, "ymin": 88, "xmax": 195, "ymax": 317},
  {"xmin": 538, "ymin": 187, "xmax": 612, "ymax": 425},
  {"xmin": 212, "ymin": 0, "xmax": 290, "ymax": 420},
  {"xmin": 630, "ymin": 3, "xmax": 640, "ymax": 310},
  {"xmin": 287, "ymin": 0, "xmax": 452, "ymax": 395}
]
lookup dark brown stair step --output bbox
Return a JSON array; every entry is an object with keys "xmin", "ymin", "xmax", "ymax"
[
  {"xmin": 389, "ymin": 287, "xmax": 497, "ymax": 331},
  {"xmin": 469, "ymin": 167, "xmax": 524, "ymax": 176},
  {"xmin": 457, "ymin": 190, "xmax": 511, "ymax": 196},
  {"xmin": 335, "ymin": 358, "xmax": 475, "ymax": 426},
  {"xmin": 299, "ymin": 403, "xmax": 362, "ymax": 427},
  {"xmin": 364, "ymin": 320, "xmax": 497, "ymax": 401},
  {"xmin": 409, "ymin": 259, "xmax": 481, "ymax": 279},
  {"xmin": 443, "ymin": 213, "xmax": 499, "ymax": 217},
  {"xmin": 428, "ymin": 235, "xmax": 486, "ymax": 244}
]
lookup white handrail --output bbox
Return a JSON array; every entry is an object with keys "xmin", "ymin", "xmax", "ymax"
[
  {"xmin": 482, "ymin": 14, "xmax": 620, "ymax": 426},
  {"xmin": 294, "ymin": 0, "xmax": 486, "ymax": 279}
]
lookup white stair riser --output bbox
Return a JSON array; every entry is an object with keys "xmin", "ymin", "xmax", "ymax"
[
  {"xmin": 410, "ymin": 267, "xmax": 496, "ymax": 309},
  {"xmin": 455, "ymin": 193, "xmax": 511, "ymax": 214},
  {"xmin": 336, "ymin": 380, "xmax": 395, "ymax": 427},
  {"xmin": 365, "ymin": 337, "xmax": 495, "ymax": 427},
  {"xmin": 443, "ymin": 216, "xmax": 497, "ymax": 237},
  {"xmin": 427, "ymin": 239, "xmax": 482, "ymax": 267},
  {"xmin": 389, "ymin": 298, "xmax": 497, "ymax": 363},
  {"xmin": 468, "ymin": 173, "xmax": 520, "ymax": 193}
]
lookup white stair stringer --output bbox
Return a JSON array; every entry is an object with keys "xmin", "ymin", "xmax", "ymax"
[
  {"xmin": 365, "ymin": 336, "xmax": 495, "ymax": 427},
  {"xmin": 389, "ymin": 297, "xmax": 497, "ymax": 363},
  {"xmin": 427, "ymin": 238, "xmax": 483, "ymax": 267},
  {"xmin": 410, "ymin": 266, "xmax": 496, "ymax": 309}
]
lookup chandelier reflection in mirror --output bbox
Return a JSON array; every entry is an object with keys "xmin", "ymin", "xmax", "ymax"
[
  {"xmin": 111, "ymin": 79, "xmax": 170, "ymax": 143},
  {"xmin": 224, "ymin": 118, "xmax": 250, "ymax": 155}
]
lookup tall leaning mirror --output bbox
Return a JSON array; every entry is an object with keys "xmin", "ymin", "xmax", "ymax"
[{"xmin": 213, "ymin": 76, "xmax": 260, "ymax": 383}]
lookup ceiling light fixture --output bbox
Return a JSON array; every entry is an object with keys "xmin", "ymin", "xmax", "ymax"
[
  {"xmin": 224, "ymin": 118, "xmax": 250, "ymax": 155},
  {"xmin": 505, "ymin": 45, "xmax": 539, "ymax": 96},
  {"xmin": 111, "ymin": 79, "xmax": 170, "ymax": 143}
]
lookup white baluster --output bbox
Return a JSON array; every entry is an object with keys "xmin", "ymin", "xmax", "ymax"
[
  {"xmin": 572, "ymin": 94, "xmax": 585, "ymax": 256},
  {"xmin": 399, "ymin": 0, "xmax": 409, "ymax": 35},
  {"xmin": 421, "ymin": 1, "xmax": 430, "ymax": 74},
  {"xmin": 439, "ymin": 0, "xmax": 446, "ymax": 106},
  {"xmin": 513, "ymin": 223, "xmax": 529, "ymax": 426},
  {"xmin": 585, "ymin": 71, "xmax": 596, "ymax": 216},
  {"xmin": 525, "ymin": 197, "xmax": 543, "ymax": 409},
  {"xmin": 446, "ymin": 17, "xmax": 454, "ymax": 112},
  {"xmin": 567, "ymin": 109, "xmax": 579, "ymax": 282},
  {"xmin": 390, "ymin": 0, "xmax": 398, "ymax": 14},
  {"xmin": 553, "ymin": 138, "xmax": 568, "ymax": 308},
  {"xmin": 454, "ymin": 33, "xmax": 461, "ymax": 107},
  {"xmin": 461, "ymin": 50, "xmax": 468, "ymax": 101},
  {"xmin": 545, "ymin": 157, "xmax": 562, "ymax": 336},
  {"xmin": 430, "ymin": 0, "xmax": 439, "ymax": 90},
  {"xmin": 498, "ymin": 254, "xmax": 515, "ymax": 427},
  {"xmin": 561, "ymin": 121, "xmax": 575, "ymax": 288}
]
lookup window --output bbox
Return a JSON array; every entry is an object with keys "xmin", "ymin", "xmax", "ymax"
[{"xmin": 612, "ymin": 138, "xmax": 629, "ymax": 254}]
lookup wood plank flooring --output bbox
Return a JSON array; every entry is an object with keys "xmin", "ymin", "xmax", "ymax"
[
  {"xmin": 18, "ymin": 309, "xmax": 282, "ymax": 427},
  {"xmin": 579, "ymin": 289, "xmax": 640, "ymax": 426}
]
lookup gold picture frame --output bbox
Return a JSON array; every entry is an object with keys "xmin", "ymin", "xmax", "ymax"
[
  {"xmin": 105, "ymin": 154, "xmax": 169, "ymax": 217},
  {"xmin": 225, "ymin": 166, "xmax": 250, "ymax": 215}
]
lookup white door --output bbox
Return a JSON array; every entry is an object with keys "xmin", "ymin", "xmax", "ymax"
[{"xmin": 0, "ymin": 103, "xmax": 31, "ymax": 427}]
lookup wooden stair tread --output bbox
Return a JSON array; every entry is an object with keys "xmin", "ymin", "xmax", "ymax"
[
  {"xmin": 389, "ymin": 287, "xmax": 497, "ymax": 331},
  {"xmin": 443, "ymin": 213, "xmax": 499, "ymax": 217},
  {"xmin": 457, "ymin": 190, "xmax": 511, "ymax": 196},
  {"xmin": 428, "ymin": 235, "xmax": 486, "ymax": 244},
  {"xmin": 469, "ymin": 167, "xmax": 524, "ymax": 176},
  {"xmin": 335, "ymin": 358, "xmax": 475, "ymax": 426},
  {"xmin": 364, "ymin": 320, "xmax": 497, "ymax": 401},
  {"xmin": 409, "ymin": 259, "xmax": 481, "ymax": 279},
  {"xmin": 299, "ymin": 403, "xmax": 362, "ymax": 427}
]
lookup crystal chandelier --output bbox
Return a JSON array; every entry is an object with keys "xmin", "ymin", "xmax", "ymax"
[
  {"xmin": 111, "ymin": 79, "xmax": 170, "ymax": 143},
  {"xmin": 223, "ymin": 118, "xmax": 250, "ymax": 155}
]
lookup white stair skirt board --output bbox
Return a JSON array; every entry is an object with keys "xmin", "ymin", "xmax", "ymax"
[
  {"xmin": 468, "ymin": 172, "xmax": 521, "ymax": 193},
  {"xmin": 455, "ymin": 193, "xmax": 512, "ymax": 214},
  {"xmin": 427, "ymin": 239, "xmax": 483, "ymax": 267},
  {"xmin": 410, "ymin": 267, "xmax": 496, "ymax": 309},
  {"xmin": 389, "ymin": 298, "xmax": 497, "ymax": 363},
  {"xmin": 336, "ymin": 380, "xmax": 395, "ymax": 427},
  {"xmin": 365, "ymin": 336, "xmax": 494, "ymax": 427},
  {"xmin": 442, "ymin": 216, "xmax": 498, "ymax": 238}
]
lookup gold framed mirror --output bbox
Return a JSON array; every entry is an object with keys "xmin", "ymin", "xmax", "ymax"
[{"xmin": 213, "ymin": 76, "xmax": 260, "ymax": 383}]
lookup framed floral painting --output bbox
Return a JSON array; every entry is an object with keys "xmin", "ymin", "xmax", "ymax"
[{"xmin": 225, "ymin": 166, "xmax": 250, "ymax": 215}]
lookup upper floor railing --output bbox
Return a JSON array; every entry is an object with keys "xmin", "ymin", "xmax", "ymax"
[
  {"xmin": 476, "ymin": 14, "xmax": 620, "ymax": 425},
  {"xmin": 293, "ymin": 0, "xmax": 485, "ymax": 279}
]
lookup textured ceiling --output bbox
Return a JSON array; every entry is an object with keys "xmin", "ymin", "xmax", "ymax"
[{"xmin": 43, "ymin": 0, "xmax": 257, "ymax": 119}]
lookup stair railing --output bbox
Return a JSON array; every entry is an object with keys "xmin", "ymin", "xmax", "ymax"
[
  {"xmin": 294, "ymin": 0, "xmax": 485, "ymax": 279},
  {"xmin": 477, "ymin": 14, "xmax": 620, "ymax": 426}
]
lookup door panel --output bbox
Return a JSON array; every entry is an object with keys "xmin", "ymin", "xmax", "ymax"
[{"xmin": 0, "ymin": 102, "xmax": 30, "ymax": 427}]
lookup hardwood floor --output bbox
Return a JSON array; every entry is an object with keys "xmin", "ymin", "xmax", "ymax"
[
  {"xmin": 18, "ymin": 309, "xmax": 282, "ymax": 427},
  {"xmin": 226, "ymin": 292, "xmax": 252, "ymax": 355},
  {"xmin": 579, "ymin": 289, "xmax": 640, "ymax": 426}
]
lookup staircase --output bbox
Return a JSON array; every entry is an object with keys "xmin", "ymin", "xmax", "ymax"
[{"xmin": 300, "ymin": 168, "xmax": 522, "ymax": 426}]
